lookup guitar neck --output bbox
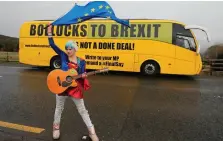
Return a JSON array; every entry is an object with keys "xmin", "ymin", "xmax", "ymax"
[{"xmin": 72, "ymin": 70, "xmax": 102, "ymax": 79}]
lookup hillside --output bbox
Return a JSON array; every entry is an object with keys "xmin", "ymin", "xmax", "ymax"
[{"xmin": 0, "ymin": 34, "xmax": 19, "ymax": 52}]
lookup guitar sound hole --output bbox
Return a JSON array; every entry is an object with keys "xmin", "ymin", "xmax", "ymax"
[{"xmin": 66, "ymin": 76, "xmax": 73, "ymax": 82}]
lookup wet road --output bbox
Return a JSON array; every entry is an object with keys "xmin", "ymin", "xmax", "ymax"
[{"xmin": 0, "ymin": 62, "xmax": 223, "ymax": 141}]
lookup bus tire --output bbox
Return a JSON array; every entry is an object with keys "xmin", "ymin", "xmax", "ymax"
[
  {"xmin": 50, "ymin": 56, "xmax": 61, "ymax": 69},
  {"xmin": 141, "ymin": 60, "xmax": 160, "ymax": 75}
]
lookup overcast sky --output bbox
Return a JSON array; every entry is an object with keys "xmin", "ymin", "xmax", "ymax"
[{"xmin": 0, "ymin": 1, "xmax": 222, "ymax": 51}]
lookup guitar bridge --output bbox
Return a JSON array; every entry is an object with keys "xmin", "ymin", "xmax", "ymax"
[{"xmin": 66, "ymin": 76, "xmax": 73, "ymax": 82}]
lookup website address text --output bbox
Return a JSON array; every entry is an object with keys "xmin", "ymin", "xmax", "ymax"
[{"xmin": 25, "ymin": 44, "xmax": 50, "ymax": 48}]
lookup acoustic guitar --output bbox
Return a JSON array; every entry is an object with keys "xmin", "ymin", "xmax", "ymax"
[{"xmin": 47, "ymin": 67, "xmax": 109, "ymax": 94}]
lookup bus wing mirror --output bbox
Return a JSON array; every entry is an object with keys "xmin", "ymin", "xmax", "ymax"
[{"xmin": 185, "ymin": 25, "xmax": 211, "ymax": 42}]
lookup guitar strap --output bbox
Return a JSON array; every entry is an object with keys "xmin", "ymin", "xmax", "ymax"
[{"xmin": 77, "ymin": 57, "xmax": 81, "ymax": 74}]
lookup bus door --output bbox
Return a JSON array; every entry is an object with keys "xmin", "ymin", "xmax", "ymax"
[
  {"xmin": 174, "ymin": 34, "xmax": 197, "ymax": 74},
  {"xmin": 172, "ymin": 23, "xmax": 197, "ymax": 75},
  {"xmin": 184, "ymin": 25, "xmax": 211, "ymax": 74}
]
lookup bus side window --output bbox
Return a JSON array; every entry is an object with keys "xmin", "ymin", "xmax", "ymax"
[
  {"xmin": 176, "ymin": 36, "xmax": 190, "ymax": 50},
  {"xmin": 176, "ymin": 34, "xmax": 197, "ymax": 52},
  {"xmin": 172, "ymin": 23, "xmax": 197, "ymax": 52},
  {"xmin": 176, "ymin": 37, "xmax": 190, "ymax": 49}
]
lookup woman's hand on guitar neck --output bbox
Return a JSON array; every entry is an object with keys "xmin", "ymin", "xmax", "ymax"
[{"xmin": 81, "ymin": 72, "xmax": 87, "ymax": 78}]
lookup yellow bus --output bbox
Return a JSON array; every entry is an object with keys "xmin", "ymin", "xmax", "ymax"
[{"xmin": 19, "ymin": 19, "xmax": 210, "ymax": 75}]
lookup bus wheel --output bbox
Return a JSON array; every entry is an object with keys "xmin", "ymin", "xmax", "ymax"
[
  {"xmin": 50, "ymin": 56, "xmax": 61, "ymax": 69},
  {"xmin": 141, "ymin": 61, "xmax": 160, "ymax": 75}
]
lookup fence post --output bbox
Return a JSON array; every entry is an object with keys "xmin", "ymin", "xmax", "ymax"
[
  {"xmin": 210, "ymin": 59, "xmax": 212, "ymax": 76},
  {"xmin": 7, "ymin": 52, "xmax": 9, "ymax": 62}
]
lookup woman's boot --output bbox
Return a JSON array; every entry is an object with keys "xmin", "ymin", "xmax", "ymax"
[
  {"xmin": 88, "ymin": 126, "xmax": 99, "ymax": 141},
  {"xmin": 53, "ymin": 124, "xmax": 60, "ymax": 140}
]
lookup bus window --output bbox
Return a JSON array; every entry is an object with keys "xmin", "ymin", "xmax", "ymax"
[
  {"xmin": 176, "ymin": 36, "xmax": 190, "ymax": 49},
  {"xmin": 188, "ymin": 37, "xmax": 196, "ymax": 52},
  {"xmin": 176, "ymin": 34, "xmax": 196, "ymax": 52},
  {"xmin": 172, "ymin": 23, "xmax": 197, "ymax": 52}
]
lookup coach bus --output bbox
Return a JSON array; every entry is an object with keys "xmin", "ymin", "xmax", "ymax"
[{"xmin": 18, "ymin": 19, "xmax": 210, "ymax": 75}]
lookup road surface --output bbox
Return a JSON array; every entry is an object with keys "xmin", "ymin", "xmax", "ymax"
[{"xmin": 0, "ymin": 62, "xmax": 223, "ymax": 141}]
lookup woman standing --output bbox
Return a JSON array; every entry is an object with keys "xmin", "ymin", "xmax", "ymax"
[{"xmin": 47, "ymin": 24, "xmax": 99, "ymax": 141}]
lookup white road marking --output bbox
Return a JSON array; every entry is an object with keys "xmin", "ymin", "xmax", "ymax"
[{"xmin": 0, "ymin": 76, "xmax": 2, "ymax": 78}]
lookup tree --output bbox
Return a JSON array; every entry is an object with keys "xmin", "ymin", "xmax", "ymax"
[
  {"xmin": 204, "ymin": 44, "xmax": 223, "ymax": 59},
  {"xmin": 0, "ymin": 43, "xmax": 3, "ymax": 51}
]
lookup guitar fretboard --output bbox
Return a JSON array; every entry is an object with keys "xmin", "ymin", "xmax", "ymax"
[{"xmin": 71, "ymin": 69, "xmax": 107, "ymax": 80}]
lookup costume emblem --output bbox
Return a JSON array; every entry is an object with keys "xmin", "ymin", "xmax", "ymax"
[{"xmin": 69, "ymin": 68, "xmax": 76, "ymax": 74}]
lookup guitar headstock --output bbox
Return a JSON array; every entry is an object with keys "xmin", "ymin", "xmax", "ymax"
[
  {"xmin": 99, "ymin": 67, "xmax": 109, "ymax": 73},
  {"xmin": 92, "ymin": 67, "xmax": 109, "ymax": 75}
]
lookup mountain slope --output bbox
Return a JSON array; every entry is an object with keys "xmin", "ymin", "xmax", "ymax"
[{"xmin": 0, "ymin": 34, "xmax": 19, "ymax": 52}]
